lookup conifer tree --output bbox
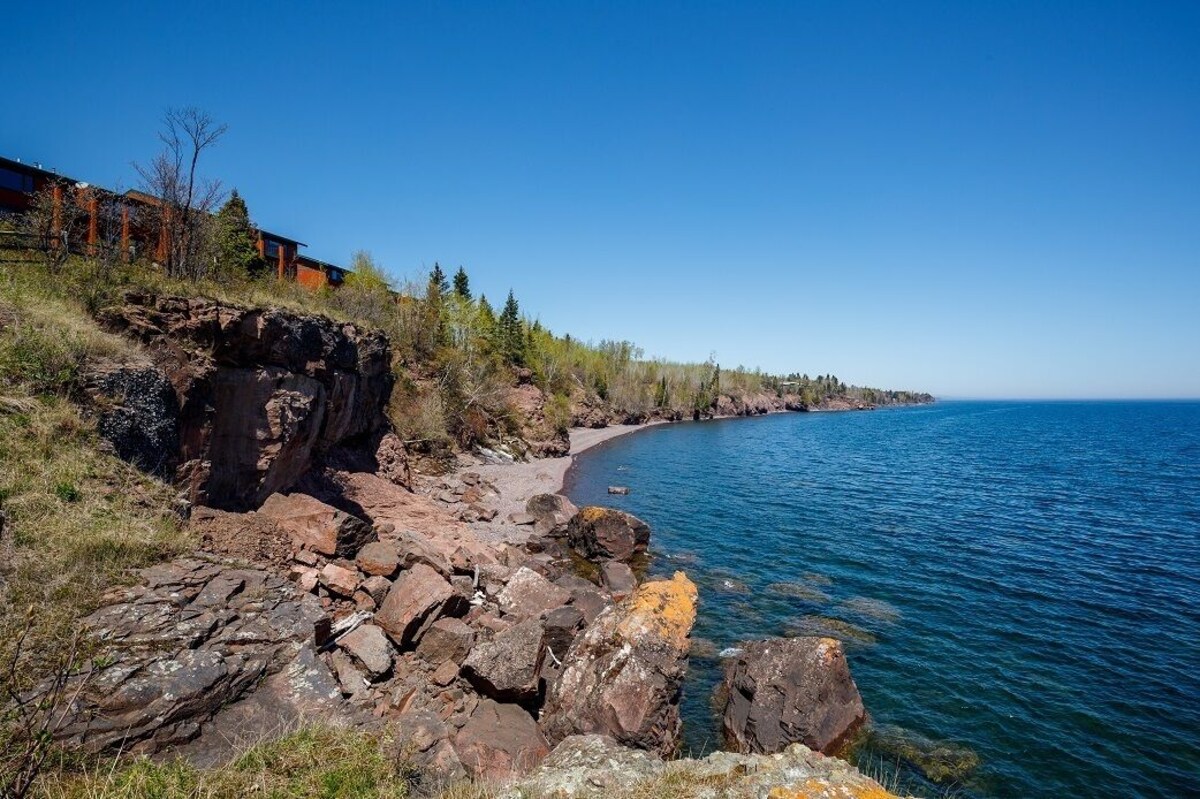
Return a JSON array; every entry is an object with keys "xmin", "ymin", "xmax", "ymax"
[
  {"xmin": 453, "ymin": 266, "xmax": 471, "ymax": 300},
  {"xmin": 497, "ymin": 290, "xmax": 526, "ymax": 366},
  {"xmin": 213, "ymin": 189, "xmax": 263, "ymax": 279},
  {"xmin": 429, "ymin": 262, "xmax": 449, "ymax": 296}
]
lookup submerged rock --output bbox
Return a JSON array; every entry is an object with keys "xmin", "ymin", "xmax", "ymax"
[
  {"xmin": 540, "ymin": 572, "xmax": 697, "ymax": 756},
  {"xmin": 721, "ymin": 636, "xmax": 866, "ymax": 755}
]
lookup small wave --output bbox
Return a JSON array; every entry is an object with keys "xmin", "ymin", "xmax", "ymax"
[{"xmin": 718, "ymin": 647, "xmax": 745, "ymax": 658}]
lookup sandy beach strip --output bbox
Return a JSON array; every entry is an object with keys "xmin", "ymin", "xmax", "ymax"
[{"xmin": 463, "ymin": 424, "xmax": 656, "ymax": 525}]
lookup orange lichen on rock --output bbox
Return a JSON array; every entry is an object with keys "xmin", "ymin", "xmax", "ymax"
[{"xmin": 616, "ymin": 571, "xmax": 698, "ymax": 649}]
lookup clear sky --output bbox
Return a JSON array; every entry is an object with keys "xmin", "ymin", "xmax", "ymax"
[{"xmin": 4, "ymin": 2, "xmax": 1198, "ymax": 398}]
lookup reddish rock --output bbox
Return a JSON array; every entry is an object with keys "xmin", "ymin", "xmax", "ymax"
[
  {"xmin": 542, "ymin": 606, "xmax": 585, "ymax": 660},
  {"xmin": 319, "ymin": 563, "xmax": 360, "ymax": 597},
  {"xmin": 259, "ymin": 493, "xmax": 375, "ymax": 558},
  {"xmin": 497, "ymin": 567, "xmax": 572, "ymax": 621},
  {"xmin": 416, "ymin": 617, "xmax": 476, "ymax": 666},
  {"xmin": 461, "ymin": 618, "xmax": 545, "ymax": 704},
  {"xmin": 355, "ymin": 541, "xmax": 401, "ymax": 578},
  {"xmin": 338, "ymin": 624, "xmax": 393, "ymax": 679},
  {"xmin": 526, "ymin": 493, "xmax": 578, "ymax": 536},
  {"xmin": 567, "ymin": 507, "xmax": 651, "ymax": 564},
  {"xmin": 100, "ymin": 294, "xmax": 393, "ymax": 510},
  {"xmin": 360, "ymin": 575, "xmax": 391, "ymax": 604},
  {"xmin": 601, "ymin": 560, "xmax": 637, "ymax": 601},
  {"xmin": 375, "ymin": 564, "xmax": 465, "ymax": 647},
  {"xmin": 454, "ymin": 698, "xmax": 549, "ymax": 780},
  {"xmin": 721, "ymin": 637, "xmax": 866, "ymax": 755},
  {"xmin": 541, "ymin": 572, "xmax": 697, "ymax": 757}
]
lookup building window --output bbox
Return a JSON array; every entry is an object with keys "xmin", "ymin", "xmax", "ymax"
[
  {"xmin": 265, "ymin": 240, "xmax": 279, "ymax": 258},
  {"xmin": 0, "ymin": 168, "xmax": 34, "ymax": 193}
]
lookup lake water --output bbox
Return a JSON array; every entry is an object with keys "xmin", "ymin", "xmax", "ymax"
[{"xmin": 564, "ymin": 401, "xmax": 1200, "ymax": 798}]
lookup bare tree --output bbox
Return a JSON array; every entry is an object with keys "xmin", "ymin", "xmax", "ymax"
[{"xmin": 135, "ymin": 107, "xmax": 227, "ymax": 279}]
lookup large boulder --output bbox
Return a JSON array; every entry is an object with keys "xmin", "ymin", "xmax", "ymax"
[
  {"xmin": 101, "ymin": 294, "xmax": 394, "ymax": 511},
  {"xmin": 540, "ymin": 572, "xmax": 697, "ymax": 756},
  {"xmin": 497, "ymin": 566, "xmax": 572, "ymax": 621},
  {"xmin": 566, "ymin": 507, "xmax": 651, "ymax": 563},
  {"xmin": 258, "ymin": 492, "xmax": 375, "ymax": 558},
  {"xmin": 721, "ymin": 637, "xmax": 866, "ymax": 755},
  {"xmin": 375, "ymin": 564, "xmax": 466, "ymax": 647},
  {"xmin": 526, "ymin": 493, "xmax": 578, "ymax": 536},
  {"xmin": 416, "ymin": 617, "xmax": 475, "ymax": 666},
  {"xmin": 461, "ymin": 617, "xmax": 546, "ymax": 703},
  {"xmin": 454, "ymin": 698, "xmax": 550, "ymax": 780}
]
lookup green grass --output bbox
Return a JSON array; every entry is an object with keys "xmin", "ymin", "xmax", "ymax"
[{"xmin": 32, "ymin": 727, "xmax": 409, "ymax": 799}]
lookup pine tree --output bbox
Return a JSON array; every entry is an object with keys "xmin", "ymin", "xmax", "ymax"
[
  {"xmin": 213, "ymin": 190, "xmax": 263, "ymax": 280},
  {"xmin": 429, "ymin": 262, "xmax": 449, "ymax": 296},
  {"xmin": 453, "ymin": 266, "xmax": 471, "ymax": 300},
  {"xmin": 497, "ymin": 290, "xmax": 526, "ymax": 366}
]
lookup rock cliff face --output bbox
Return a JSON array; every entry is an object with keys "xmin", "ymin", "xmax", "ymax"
[{"xmin": 98, "ymin": 294, "xmax": 395, "ymax": 510}]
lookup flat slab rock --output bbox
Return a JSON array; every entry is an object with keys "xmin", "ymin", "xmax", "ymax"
[
  {"xmin": 501, "ymin": 735, "xmax": 902, "ymax": 799},
  {"xmin": 56, "ymin": 556, "xmax": 364, "ymax": 758}
]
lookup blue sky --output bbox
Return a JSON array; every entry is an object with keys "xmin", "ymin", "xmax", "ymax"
[{"xmin": 4, "ymin": 2, "xmax": 1198, "ymax": 398}]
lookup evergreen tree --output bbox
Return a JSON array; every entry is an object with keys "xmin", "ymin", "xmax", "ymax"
[
  {"xmin": 213, "ymin": 189, "xmax": 263, "ymax": 279},
  {"xmin": 429, "ymin": 262, "xmax": 449, "ymax": 296},
  {"xmin": 654, "ymin": 375, "xmax": 670, "ymax": 408},
  {"xmin": 478, "ymin": 294, "xmax": 495, "ymax": 324},
  {"xmin": 453, "ymin": 266, "xmax": 471, "ymax": 300},
  {"xmin": 497, "ymin": 290, "xmax": 526, "ymax": 366}
]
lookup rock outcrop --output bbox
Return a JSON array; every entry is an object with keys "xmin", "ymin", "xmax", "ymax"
[
  {"xmin": 540, "ymin": 572, "xmax": 697, "ymax": 756},
  {"xmin": 566, "ymin": 506, "xmax": 651, "ymax": 564},
  {"xmin": 55, "ymin": 557, "xmax": 349, "ymax": 758},
  {"xmin": 99, "ymin": 294, "xmax": 394, "ymax": 510},
  {"xmin": 721, "ymin": 637, "xmax": 867, "ymax": 755},
  {"xmin": 504, "ymin": 734, "xmax": 902, "ymax": 799}
]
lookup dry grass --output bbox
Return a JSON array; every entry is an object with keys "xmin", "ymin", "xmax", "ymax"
[
  {"xmin": 0, "ymin": 267, "xmax": 185, "ymax": 686},
  {"xmin": 33, "ymin": 727, "xmax": 408, "ymax": 799}
]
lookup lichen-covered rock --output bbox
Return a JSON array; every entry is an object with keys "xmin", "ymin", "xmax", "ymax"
[
  {"xmin": 337, "ymin": 623, "xmax": 393, "ymax": 679},
  {"xmin": 722, "ymin": 637, "xmax": 866, "ymax": 755},
  {"xmin": 502, "ymin": 735, "xmax": 903, "ymax": 799},
  {"xmin": 496, "ymin": 566, "xmax": 572, "ymax": 621},
  {"xmin": 454, "ymin": 698, "xmax": 549, "ymax": 780},
  {"xmin": 566, "ymin": 506, "xmax": 651, "ymax": 563},
  {"xmin": 461, "ymin": 617, "xmax": 545, "ymax": 703},
  {"xmin": 540, "ymin": 572, "xmax": 697, "ymax": 756},
  {"xmin": 258, "ymin": 492, "xmax": 375, "ymax": 558},
  {"xmin": 85, "ymin": 362, "xmax": 180, "ymax": 479}
]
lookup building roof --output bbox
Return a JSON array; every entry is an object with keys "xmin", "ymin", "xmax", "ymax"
[
  {"xmin": 0, "ymin": 155, "xmax": 78, "ymax": 183},
  {"xmin": 257, "ymin": 228, "xmax": 307, "ymax": 247}
]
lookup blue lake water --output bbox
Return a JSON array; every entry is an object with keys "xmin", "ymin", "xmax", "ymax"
[{"xmin": 564, "ymin": 401, "xmax": 1200, "ymax": 798}]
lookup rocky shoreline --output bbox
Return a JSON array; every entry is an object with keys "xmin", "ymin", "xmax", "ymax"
[{"xmin": 49, "ymin": 294, "xmax": 906, "ymax": 797}]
